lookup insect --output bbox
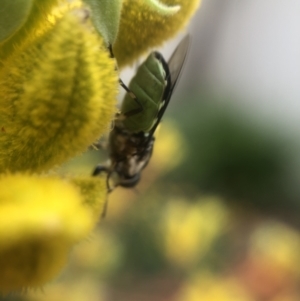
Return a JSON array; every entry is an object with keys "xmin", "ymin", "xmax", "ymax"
[{"xmin": 93, "ymin": 35, "xmax": 190, "ymax": 194}]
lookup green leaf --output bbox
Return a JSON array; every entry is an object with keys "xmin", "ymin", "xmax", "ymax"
[
  {"xmin": 0, "ymin": 0, "xmax": 33, "ymax": 42},
  {"xmin": 83, "ymin": 0, "xmax": 122, "ymax": 46}
]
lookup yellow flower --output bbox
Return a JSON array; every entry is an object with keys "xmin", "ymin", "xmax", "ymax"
[
  {"xmin": 70, "ymin": 175, "xmax": 108, "ymax": 221},
  {"xmin": 113, "ymin": 0, "xmax": 201, "ymax": 67},
  {"xmin": 152, "ymin": 120, "xmax": 186, "ymax": 173},
  {"xmin": 159, "ymin": 197, "xmax": 228, "ymax": 268},
  {"xmin": 0, "ymin": 13, "xmax": 118, "ymax": 173},
  {"xmin": 0, "ymin": 174, "xmax": 96, "ymax": 292},
  {"xmin": 249, "ymin": 222, "xmax": 300, "ymax": 275},
  {"xmin": 177, "ymin": 273, "xmax": 253, "ymax": 301}
]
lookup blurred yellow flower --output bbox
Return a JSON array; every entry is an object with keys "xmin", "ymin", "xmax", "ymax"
[
  {"xmin": 28, "ymin": 277, "xmax": 105, "ymax": 301},
  {"xmin": 249, "ymin": 222, "xmax": 300, "ymax": 275},
  {"xmin": 177, "ymin": 273, "xmax": 253, "ymax": 301},
  {"xmin": 152, "ymin": 120, "xmax": 186, "ymax": 173},
  {"xmin": 0, "ymin": 174, "xmax": 94, "ymax": 292},
  {"xmin": 159, "ymin": 197, "xmax": 228, "ymax": 268}
]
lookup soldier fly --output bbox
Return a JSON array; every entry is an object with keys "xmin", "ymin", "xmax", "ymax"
[{"xmin": 93, "ymin": 35, "xmax": 190, "ymax": 194}]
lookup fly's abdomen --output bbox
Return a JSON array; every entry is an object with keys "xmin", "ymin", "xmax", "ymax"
[{"xmin": 121, "ymin": 52, "xmax": 167, "ymax": 133}]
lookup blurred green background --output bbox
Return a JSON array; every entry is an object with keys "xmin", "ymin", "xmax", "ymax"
[{"xmin": 4, "ymin": 0, "xmax": 300, "ymax": 300}]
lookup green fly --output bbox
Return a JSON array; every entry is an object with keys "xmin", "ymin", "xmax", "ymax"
[{"xmin": 93, "ymin": 35, "xmax": 190, "ymax": 192}]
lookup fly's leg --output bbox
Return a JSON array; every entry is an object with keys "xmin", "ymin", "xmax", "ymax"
[
  {"xmin": 92, "ymin": 164, "xmax": 119, "ymax": 193},
  {"xmin": 92, "ymin": 164, "xmax": 109, "ymax": 176},
  {"xmin": 92, "ymin": 164, "xmax": 111, "ymax": 190},
  {"xmin": 108, "ymin": 44, "xmax": 143, "ymax": 117},
  {"xmin": 92, "ymin": 165, "xmax": 113, "ymax": 218}
]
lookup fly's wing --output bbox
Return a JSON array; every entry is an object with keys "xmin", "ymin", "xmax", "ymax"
[{"xmin": 148, "ymin": 35, "xmax": 190, "ymax": 137}]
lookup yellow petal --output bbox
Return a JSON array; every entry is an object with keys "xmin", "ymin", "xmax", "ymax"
[
  {"xmin": 113, "ymin": 0, "xmax": 201, "ymax": 67},
  {"xmin": 70, "ymin": 175, "xmax": 108, "ymax": 221},
  {"xmin": 0, "ymin": 174, "xmax": 95, "ymax": 292},
  {"xmin": 0, "ymin": 13, "xmax": 118, "ymax": 173}
]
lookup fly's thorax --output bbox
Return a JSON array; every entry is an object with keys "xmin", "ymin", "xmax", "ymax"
[
  {"xmin": 108, "ymin": 124, "xmax": 154, "ymax": 171},
  {"xmin": 115, "ymin": 135, "xmax": 154, "ymax": 179},
  {"xmin": 108, "ymin": 122, "xmax": 149, "ymax": 158},
  {"xmin": 121, "ymin": 52, "xmax": 167, "ymax": 133},
  {"xmin": 108, "ymin": 126, "xmax": 127, "ymax": 159}
]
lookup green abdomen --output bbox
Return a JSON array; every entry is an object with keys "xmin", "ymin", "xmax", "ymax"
[{"xmin": 121, "ymin": 53, "xmax": 166, "ymax": 133}]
